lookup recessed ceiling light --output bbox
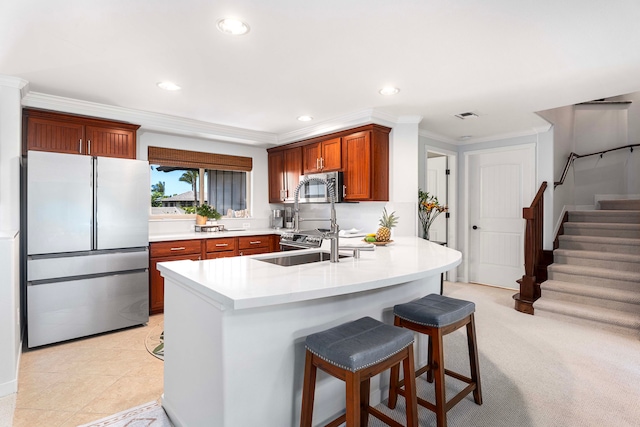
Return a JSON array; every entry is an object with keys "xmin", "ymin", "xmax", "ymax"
[
  {"xmin": 217, "ymin": 18, "xmax": 250, "ymax": 35},
  {"xmin": 297, "ymin": 115, "xmax": 313, "ymax": 122},
  {"xmin": 379, "ymin": 86, "xmax": 400, "ymax": 96},
  {"xmin": 157, "ymin": 81, "xmax": 181, "ymax": 91}
]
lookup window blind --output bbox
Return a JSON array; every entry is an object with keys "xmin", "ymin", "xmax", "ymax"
[{"xmin": 148, "ymin": 146, "xmax": 253, "ymax": 172}]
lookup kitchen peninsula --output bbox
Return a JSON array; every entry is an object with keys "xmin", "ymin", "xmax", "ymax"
[{"xmin": 158, "ymin": 236, "xmax": 461, "ymax": 427}]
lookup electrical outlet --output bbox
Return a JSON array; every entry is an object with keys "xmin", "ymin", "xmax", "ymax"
[{"xmin": 242, "ymin": 223, "xmax": 250, "ymax": 229}]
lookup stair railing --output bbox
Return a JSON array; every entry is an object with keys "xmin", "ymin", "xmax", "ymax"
[
  {"xmin": 514, "ymin": 181, "xmax": 547, "ymax": 314},
  {"xmin": 555, "ymin": 143, "xmax": 640, "ymax": 188}
]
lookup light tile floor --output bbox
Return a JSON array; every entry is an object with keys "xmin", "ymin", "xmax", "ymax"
[{"xmin": 9, "ymin": 314, "xmax": 164, "ymax": 427}]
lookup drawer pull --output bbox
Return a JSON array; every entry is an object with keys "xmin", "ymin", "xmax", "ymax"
[
  {"xmin": 170, "ymin": 247, "xmax": 186, "ymax": 251},
  {"xmin": 215, "ymin": 243, "xmax": 229, "ymax": 247},
  {"xmin": 250, "ymin": 241, "xmax": 261, "ymax": 245}
]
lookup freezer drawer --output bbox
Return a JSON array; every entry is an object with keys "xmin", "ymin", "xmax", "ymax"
[
  {"xmin": 27, "ymin": 270, "xmax": 149, "ymax": 348},
  {"xmin": 27, "ymin": 248, "xmax": 149, "ymax": 282}
]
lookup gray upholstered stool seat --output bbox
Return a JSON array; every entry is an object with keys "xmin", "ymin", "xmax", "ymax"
[
  {"xmin": 388, "ymin": 294, "xmax": 482, "ymax": 427},
  {"xmin": 300, "ymin": 316, "xmax": 418, "ymax": 427},
  {"xmin": 394, "ymin": 293, "xmax": 475, "ymax": 327},
  {"xmin": 305, "ymin": 316, "xmax": 414, "ymax": 372}
]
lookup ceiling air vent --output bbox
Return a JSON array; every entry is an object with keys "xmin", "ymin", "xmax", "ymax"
[{"xmin": 455, "ymin": 112, "xmax": 479, "ymax": 120}]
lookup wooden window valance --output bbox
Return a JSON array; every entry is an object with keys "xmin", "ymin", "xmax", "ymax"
[{"xmin": 148, "ymin": 146, "xmax": 253, "ymax": 172}]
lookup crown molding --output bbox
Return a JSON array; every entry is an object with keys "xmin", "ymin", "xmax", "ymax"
[
  {"xmin": 21, "ymin": 92, "xmax": 278, "ymax": 146},
  {"xmin": 455, "ymin": 124, "xmax": 553, "ymax": 145},
  {"xmin": 276, "ymin": 108, "xmax": 401, "ymax": 145},
  {"xmin": 418, "ymin": 129, "xmax": 459, "ymax": 144},
  {"xmin": 396, "ymin": 115, "xmax": 423, "ymax": 124},
  {"xmin": 0, "ymin": 75, "xmax": 29, "ymax": 98}
]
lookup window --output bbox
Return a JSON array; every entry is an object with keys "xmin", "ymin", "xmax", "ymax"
[{"xmin": 148, "ymin": 147, "xmax": 252, "ymax": 217}]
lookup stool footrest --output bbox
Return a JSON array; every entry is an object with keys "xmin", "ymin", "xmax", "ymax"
[
  {"xmin": 369, "ymin": 407, "xmax": 405, "ymax": 427},
  {"xmin": 325, "ymin": 414, "xmax": 346, "ymax": 427}
]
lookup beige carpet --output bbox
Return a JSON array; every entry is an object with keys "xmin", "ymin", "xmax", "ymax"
[{"xmin": 77, "ymin": 401, "xmax": 172, "ymax": 427}]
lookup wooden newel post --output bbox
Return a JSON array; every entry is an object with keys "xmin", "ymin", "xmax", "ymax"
[{"xmin": 514, "ymin": 182, "xmax": 547, "ymax": 315}]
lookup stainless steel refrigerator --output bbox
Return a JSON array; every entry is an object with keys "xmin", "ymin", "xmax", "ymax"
[{"xmin": 26, "ymin": 150, "xmax": 149, "ymax": 348}]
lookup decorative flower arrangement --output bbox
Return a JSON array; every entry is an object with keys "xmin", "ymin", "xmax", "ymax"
[{"xmin": 418, "ymin": 189, "xmax": 447, "ymax": 240}]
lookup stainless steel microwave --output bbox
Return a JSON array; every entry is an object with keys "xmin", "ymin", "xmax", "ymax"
[{"xmin": 297, "ymin": 171, "xmax": 344, "ymax": 203}]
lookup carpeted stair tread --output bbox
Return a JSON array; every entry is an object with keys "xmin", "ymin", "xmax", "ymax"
[
  {"xmin": 547, "ymin": 263, "xmax": 640, "ymax": 289},
  {"xmin": 553, "ymin": 249, "xmax": 640, "ymax": 273},
  {"xmin": 554, "ymin": 248, "xmax": 640, "ymax": 263},
  {"xmin": 548, "ymin": 262, "xmax": 640, "ymax": 281},
  {"xmin": 599, "ymin": 199, "xmax": 640, "ymax": 210},
  {"xmin": 541, "ymin": 279, "xmax": 640, "ymax": 305},
  {"xmin": 569, "ymin": 210, "xmax": 640, "ymax": 224},
  {"xmin": 534, "ymin": 298, "xmax": 640, "ymax": 330},
  {"xmin": 558, "ymin": 235, "xmax": 640, "ymax": 254},
  {"xmin": 562, "ymin": 222, "xmax": 640, "ymax": 238}
]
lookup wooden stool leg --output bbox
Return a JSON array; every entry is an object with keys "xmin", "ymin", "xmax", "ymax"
[
  {"xmin": 466, "ymin": 314, "xmax": 483, "ymax": 405},
  {"xmin": 360, "ymin": 378, "xmax": 370, "ymax": 427},
  {"xmin": 345, "ymin": 370, "xmax": 361, "ymax": 427},
  {"xmin": 300, "ymin": 351, "xmax": 317, "ymax": 427},
  {"xmin": 387, "ymin": 317, "xmax": 402, "ymax": 409},
  {"xmin": 432, "ymin": 328, "xmax": 447, "ymax": 427},
  {"xmin": 426, "ymin": 335, "xmax": 434, "ymax": 383},
  {"xmin": 403, "ymin": 347, "xmax": 419, "ymax": 427}
]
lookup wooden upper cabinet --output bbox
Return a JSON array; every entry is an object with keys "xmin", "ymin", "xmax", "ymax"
[
  {"xmin": 26, "ymin": 117, "xmax": 85, "ymax": 154},
  {"xmin": 24, "ymin": 109, "xmax": 140, "ymax": 159},
  {"xmin": 342, "ymin": 127, "xmax": 389, "ymax": 201},
  {"xmin": 283, "ymin": 147, "xmax": 302, "ymax": 201},
  {"xmin": 302, "ymin": 137, "xmax": 342, "ymax": 174},
  {"xmin": 267, "ymin": 124, "xmax": 389, "ymax": 202},
  {"xmin": 268, "ymin": 146, "xmax": 302, "ymax": 203},
  {"xmin": 85, "ymin": 125, "xmax": 136, "ymax": 159},
  {"xmin": 268, "ymin": 151, "xmax": 285, "ymax": 203}
]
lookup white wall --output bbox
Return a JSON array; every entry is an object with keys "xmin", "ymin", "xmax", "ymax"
[
  {"xmin": 539, "ymin": 101, "xmax": 640, "ymax": 222},
  {"xmin": 0, "ymin": 76, "xmax": 26, "ymax": 397}
]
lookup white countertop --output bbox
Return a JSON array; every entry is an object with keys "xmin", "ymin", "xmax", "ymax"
[
  {"xmin": 149, "ymin": 227, "xmax": 280, "ymax": 242},
  {"xmin": 157, "ymin": 236, "xmax": 461, "ymax": 310}
]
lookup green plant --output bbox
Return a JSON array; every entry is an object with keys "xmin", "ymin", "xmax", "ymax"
[{"xmin": 195, "ymin": 204, "xmax": 222, "ymax": 220}]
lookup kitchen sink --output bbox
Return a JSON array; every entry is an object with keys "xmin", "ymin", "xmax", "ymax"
[{"xmin": 257, "ymin": 252, "xmax": 349, "ymax": 266}]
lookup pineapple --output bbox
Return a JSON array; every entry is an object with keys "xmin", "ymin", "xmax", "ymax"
[{"xmin": 376, "ymin": 208, "xmax": 398, "ymax": 242}]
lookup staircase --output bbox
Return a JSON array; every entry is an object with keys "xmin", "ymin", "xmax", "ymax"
[{"xmin": 534, "ymin": 199, "xmax": 640, "ymax": 337}]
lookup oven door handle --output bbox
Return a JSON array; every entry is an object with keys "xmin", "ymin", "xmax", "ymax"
[{"xmin": 279, "ymin": 242, "xmax": 315, "ymax": 250}]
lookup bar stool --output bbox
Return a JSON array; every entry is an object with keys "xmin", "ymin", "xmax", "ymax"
[
  {"xmin": 388, "ymin": 294, "xmax": 482, "ymax": 427},
  {"xmin": 300, "ymin": 316, "xmax": 418, "ymax": 427}
]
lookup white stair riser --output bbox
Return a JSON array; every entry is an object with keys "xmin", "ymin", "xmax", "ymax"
[
  {"xmin": 547, "ymin": 270, "xmax": 639, "ymax": 291},
  {"xmin": 540, "ymin": 289, "xmax": 640, "ymax": 314},
  {"xmin": 558, "ymin": 240, "xmax": 640, "ymax": 254}
]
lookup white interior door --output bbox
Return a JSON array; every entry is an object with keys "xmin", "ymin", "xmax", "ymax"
[
  {"xmin": 426, "ymin": 155, "xmax": 447, "ymax": 243},
  {"xmin": 468, "ymin": 145, "xmax": 535, "ymax": 289}
]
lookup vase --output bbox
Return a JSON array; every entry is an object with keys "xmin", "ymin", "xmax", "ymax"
[
  {"xmin": 196, "ymin": 214, "xmax": 207, "ymax": 225},
  {"xmin": 422, "ymin": 228, "xmax": 430, "ymax": 240}
]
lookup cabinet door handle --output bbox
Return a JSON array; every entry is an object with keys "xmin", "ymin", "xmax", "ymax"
[
  {"xmin": 215, "ymin": 243, "xmax": 229, "ymax": 247},
  {"xmin": 316, "ymin": 158, "xmax": 320, "ymax": 170},
  {"xmin": 79, "ymin": 139, "xmax": 82, "ymax": 153},
  {"xmin": 87, "ymin": 139, "xmax": 91, "ymax": 155},
  {"xmin": 343, "ymin": 185, "xmax": 347, "ymax": 198},
  {"xmin": 170, "ymin": 247, "xmax": 186, "ymax": 251},
  {"xmin": 250, "ymin": 241, "xmax": 261, "ymax": 245},
  {"xmin": 320, "ymin": 157, "xmax": 324, "ymax": 170}
]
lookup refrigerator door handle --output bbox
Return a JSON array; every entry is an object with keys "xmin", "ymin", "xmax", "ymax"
[{"xmin": 92, "ymin": 157, "xmax": 98, "ymax": 250}]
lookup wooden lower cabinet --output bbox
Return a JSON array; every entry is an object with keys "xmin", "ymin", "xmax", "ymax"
[
  {"xmin": 238, "ymin": 235, "xmax": 271, "ymax": 256},
  {"xmin": 150, "ymin": 234, "xmax": 278, "ymax": 314}
]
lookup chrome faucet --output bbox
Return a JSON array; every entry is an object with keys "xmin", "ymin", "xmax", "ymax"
[{"xmin": 293, "ymin": 178, "xmax": 340, "ymax": 262}]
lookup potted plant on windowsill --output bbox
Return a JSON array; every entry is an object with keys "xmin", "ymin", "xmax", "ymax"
[{"xmin": 195, "ymin": 204, "xmax": 222, "ymax": 225}]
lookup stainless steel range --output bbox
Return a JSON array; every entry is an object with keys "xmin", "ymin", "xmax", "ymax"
[{"xmin": 279, "ymin": 230, "xmax": 324, "ymax": 251}]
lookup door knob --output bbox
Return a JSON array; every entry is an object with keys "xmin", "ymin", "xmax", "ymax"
[{"xmin": 472, "ymin": 225, "xmax": 479, "ymax": 230}]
